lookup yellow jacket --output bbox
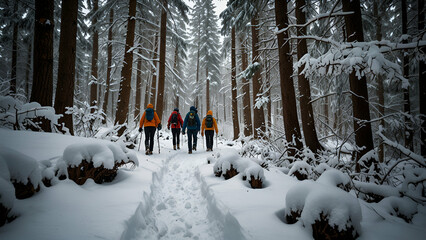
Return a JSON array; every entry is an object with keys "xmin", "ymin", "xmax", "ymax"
[
  {"xmin": 139, "ymin": 103, "xmax": 161, "ymax": 128},
  {"xmin": 201, "ymin": 110, "xmax": 218, "ymax": 135}
]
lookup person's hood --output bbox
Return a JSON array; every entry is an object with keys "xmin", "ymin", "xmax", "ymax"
[
  {"xmin": 207, "ymin": 110, "xmax": 213, "ymax": 116},
  {"xmin": 146, "ymin": 103, "xmax": 153, "ymax": 109},
  {"xmin": 190, "ymin": 106, "xmax": 197, "ymax": 112}
]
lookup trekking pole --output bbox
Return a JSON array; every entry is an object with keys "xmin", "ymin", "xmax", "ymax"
[
  {"xmin": 138, "ymin": 132, "xmax": 143, "ymax": 151},
  {"xmin": 157, "ymin": 130, "xmax": 160, "ymax": 154}
]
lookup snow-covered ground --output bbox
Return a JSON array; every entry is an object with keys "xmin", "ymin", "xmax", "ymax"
[{"xmin": 0, "ymin": 128, "xmax": 425, "ymax": 239}]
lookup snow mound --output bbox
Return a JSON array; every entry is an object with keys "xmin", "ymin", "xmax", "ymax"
[
  {"xmin": 379, "ymin": 196, "xmax": 418, "ymax": 223},
  {"xmin": 0, "ymin": 146, "xmax": 42, "ymax": 187},
  {"xmin": 0, "ymin": 159, "xmax": 14, "ymax": 209},
  {"xmin": 288, "ymin": 161, "xmax": 312, "ymax": 180},
  {"xmin": 317, "ymin": 169, "xmax": 351, "ymax": 191},
  {"xmin": 62, "ymin": 142, "xmax": 139, "ymax": 169},
  {"xmin": 354, "ymin": 180, "xmax": 400, "ymax": 202},
  {"xmin": 239, "ymin": 158, "xmax": 265, "ymax": 182},
  {"xmin": 286, "ymin": 181, "xmax": 361, "ymax": 238}
]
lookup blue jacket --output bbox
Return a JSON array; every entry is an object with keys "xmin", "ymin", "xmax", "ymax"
[{"xmin": 182, "ymin": 106, "xmax": 201, "ymax": 132}]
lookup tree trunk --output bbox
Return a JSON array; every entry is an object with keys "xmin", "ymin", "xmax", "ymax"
[
  {"xmin": 251, "ymin": 17, "xmax": 265, "ymax": 138},
  {"xmin": 231, "ymin": 27, "xmax": 240, "ymax": 140},
  {"xmin": 156, "ymin": 0, "xmax": 168, "ymax": 121},
  {"xmin": 102, "ymin": 8, "xmax": 114, "ymax": 124},
  {"xmin": 114, "ymin": 0, "xmax": 137, "ymax": 136},
  {"xmin": 342, "ymin": 0, "xmax": 376, "ymax": 173},
  {"xmin": 240, "ymin": 36, "xmax": 253, "ymax": 137},
  {"xmin": 374, "ymin": 0, "xmax": 385, "ymax": 162},
  {"xmin": 10, "ymin": 1, "xmax": 18, "ymax": 96},
  {"xmin": 419, "ymin": 0, "xmax": 426, "ymax": 157},
  {"xmin": 173, "ymin": 44, "xmax": 179, "ymax": 108},
  {"xmin": 149, "ymin": 32, "xmax": 158, "ymax": 105},
  {"xmin": 54, "ymin": 0, "xmax": 78, "ymax": 135},
  {"xmin": 90, "ymin": 0, "xmax": 99, "ymax": 111},
  {"xmin": 274, "ymin": 0, "xmax": 303, "ymax": 158},
  {"xmin": 135, "ymin": 22, "xmax": 143, "ymax": 122},
  {"xmin": 265, "ymin": 57, "xmax": 272, "ymax": 131},
  {"xmin": 402, "ymin": 0, "xmax": 413, "ymax": 150},
  {"xmin": 195, "ymin": 37, "xmax": 200, "ymax": 108},
  {"xmin": 31, "ymin": 0, "xmax": 54, "ymax": 108},
  {"xmin": 206, "ymin": 67, "xmax": 210, "ymax": 111},
  {"xmin": 25, "ymin": 40, "xmax": 32, "ymax": 100},
  {"xmin": 296, "ymin": 0, "xmax": 323, "ymax": 153}
]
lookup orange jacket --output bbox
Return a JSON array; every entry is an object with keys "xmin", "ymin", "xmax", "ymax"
[
  {"xmin": 201, "ymin": 110, "xmax": 218, "ymax": 134},
  {"xmin": 139, "ymin": 104, "xmax": 161, "ymax": 128}
]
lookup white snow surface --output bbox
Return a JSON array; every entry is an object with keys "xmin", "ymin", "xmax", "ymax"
[{"xmin": 0, "ymin": 128, "xmax": 425, "ymax": 239}]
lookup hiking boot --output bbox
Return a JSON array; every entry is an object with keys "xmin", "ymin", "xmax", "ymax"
[
  {"xmin": 177, "ymin": 144, "xmax": 180, "ymax": 149},
  {"xmin": 188, "ymin": 150, "xmax": 192, "ymax": 154},
  {"xmin": 149, "ymin": 150, "xmax": 153, "ymax": 155},
  {"xmin": 193, "ymin": 145, "xmax": 197, "ymax": 151},
  {"xmin": 145, "ymin": 150, "xmax": 149, "ymax": 155},
  {"xmin": 173, "ymin": 145, "xmax": 176, "ymax": 150}
]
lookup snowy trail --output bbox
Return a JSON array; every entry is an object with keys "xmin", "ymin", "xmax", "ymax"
[{"xmin": 126, "ymin": 141, "xmax": 224, "ymax": 240}]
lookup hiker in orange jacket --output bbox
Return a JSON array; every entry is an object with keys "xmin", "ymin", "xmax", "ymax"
[
  {"xmin": 201, "ymin": 110, "xmax": 218, "ymax": 151},
  {"xmin": 139, "ymin": 103, "xmax": 161, "ymax": 155}
]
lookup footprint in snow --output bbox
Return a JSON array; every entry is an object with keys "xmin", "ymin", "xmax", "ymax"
[
  {"xmin": 156, "ymin": 202, "xmax": 167, "ymax": 211},
  {"xmin": 185, "ymin": 202, "xmax": 191, "ymax": 209}
]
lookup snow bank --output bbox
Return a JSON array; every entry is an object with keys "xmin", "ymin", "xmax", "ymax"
[
  {"xmin": 0, "ymin": 159, "xmax": 14, "ymax": 209},
  {"xmin": 0, "ymin": 146, "xmax": 42, "ymax": 187},
  {"xmin": 61, "ymin": 142, "xmax": 139, "ymax": 169},
  {"xmin": 378, "ymin": 196, "xmax": 418, "ymax": 223},
  {"xmin": 354, "ymin": 180, "xmax": 400, "ymax": 202},
  {"xmin": 317, "ymin": 169, "xmax": 351, "ymax": 191}
]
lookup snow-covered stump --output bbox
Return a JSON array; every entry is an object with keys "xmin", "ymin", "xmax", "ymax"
[
  {"xmin": 0, "ymin": 178, "xmax": 15, "ymax": 227},
  {"xmin": 0, "ymin": 147, "xmax": 42, "ymax": 199},
  {"xmin": 60, "ymin": 142, "xmax": 138, "ymax": 185},
  {"xmin": 240, "ymin": 160, "xmax": 265, "ymax": 189},
  {"xmin": 317, "ymin": 169, "xmax": 351, "ymax": 192},
  {"xmin": 213, "ymin": 151, "xmax": 240, "ymax": 179},
  {"xmin": 288, "ymin": 161, "xmax": 312, "ymax": 180},
  {"xmin": 379, "ymin": 196, "xmax": 418, "ymax": 223},
  {"xmin": 285, "ymin": 181, "xmax": 361, "ymax": 240}
]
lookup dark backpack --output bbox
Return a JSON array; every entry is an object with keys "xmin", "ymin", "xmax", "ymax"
[
  {"xmin": 171, "ymin": 113, "xmax": 178, "ymax": 125},
  {"xmin": 146, "ymin": 108, "xmax": 154, "ymax": 121},
  {"xmin": 187, "ymin": 111, "xmax": 196, "ymax": 127},
  {"xmin": 205, "ymin": 115, "xmax": 213, "ymax": 128}
]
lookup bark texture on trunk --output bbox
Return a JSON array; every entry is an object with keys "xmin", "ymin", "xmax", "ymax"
[
  {"xmin": 149, "ymin": 32, "xmax": 158, "ymax": 105},
  {"xmin": 402, "ymin": 0, "xmax": 413, "ymax": 150},
  {"xmin": 54, "ymin": 0, "xmax": 78, "ymax": 135},
  {"xmin": 135, "ymin": 22, "xmax": 143, "ymax": 121},
  {"xmin": 31, "ymin": 0, "xmax": 54, "ymax": 107},
  {"xmin": 114, "ymin": 0, "xmax": 137, "ymax": 136},
  {"xmin": 231, "ymin": 27, "xmax": 240, "ymax": 140},
  {"xmin": 10, "ymin": 1, "xmax": 18, "ymax": 96},
  {"xmin": 156, "ymin": 0, "xmax": 168, "ymax": 121},
  {"xmin": 419, "ymin": 0, "xmax": 426, "ymax": 157},
  {"xmin": 274, "ymin": 0, "xmax": 303, "ymax": 158},
  {"xmin": 342, "ymin": 0, "xmax": 376, "ymax": 172},
  {"xmin": 240, "ymin": 36, "xmax": 253, "ymax": 137},
  {"xmin": 102, "ymin": 9, "xmax": 114, "ymax": 124},
  {"xmin": 90, "ymin": 0, "xmax": 99, "ymax": 109},
  {"xmin": 296, "ymin": 0, "xmax": 323, "ymax": 153},
  {"xmin": 251, "ymin": 17, "xmax": 265, "ymax": 138}
]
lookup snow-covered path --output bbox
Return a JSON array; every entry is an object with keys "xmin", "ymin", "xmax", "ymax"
[{"xmin": 122, "ymin": 138, "xmax": 224, "ymax": 240}]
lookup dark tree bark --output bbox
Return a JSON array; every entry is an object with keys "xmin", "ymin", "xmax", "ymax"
[
  {"xmin": 173, "ymin": 44, "xmax": 179, "ymax": 107},
  {"xmin": 10, "ymin": 1, "xmax": 18, "ymax": 96},
  {"xmin": 419, "ymin": 0, "xmax": 426, "ymax": 157},
  {"xmin": 240, "ymin": 36, "xmax": 253, "ymax": 137},
  {"xmin": 296, "ymin": 0, "xmax": 323, "ymax": 153},
  {"xmin": 135, "ymin": 22, "xmax": 143, "ymax": 121},
  {"xmin": 149, "ymin": 32, "xmax": 158, "ymax": 105},
  {"xmin": 206, "ymin": 67, "xmax": 210, "ymax": 111},
  {"xmin": 114, "ymin": 0, "xmax": 137, "ymax": 136},
  {"xmin": 274, "ymin": 0, "xmax": 303, "ymax": 158},
  {"xmin": 102, "ymin": 8, "xmax": 114, "ymax": 124},
  {"xmin": 156, "ymin": 0, "xmax": 168, "ymax": 121},
  {"xmin": 251, "ymin": 16, "xmax": 265, "ymax": 138},
  {"xmin": 342, "ymin": 0, "xmax": 376, "ymax": 173},
  {"xmin": 54, "ymin": 0, "xmax": 78, "ymax": 135},
  {"xmin": 90, "ymin": 0, "xmax": 99, "ymax": 111},
  {"xmin": 25, "ymin": 40, "xmax": 32, "ymax": 99},
  {"xmin": 231, "ymin": 27, "xmax": 240, "ymax": 140},
  {"xmin": 374, "ymin": 0, "xmax": 385, "ymax": 162},
  {"xmin": 402, "ymin": 0, "xmax": 413, "ymax": 150},
  {"xmin": 31, "ymin": 0, "xmax": 54, "ymax": 107}
]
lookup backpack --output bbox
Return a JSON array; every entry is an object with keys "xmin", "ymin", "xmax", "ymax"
[
  {"xmin": 187, "ymin": 111, "xmax": 196, "ymax": 127},
  {"xmin": 171, "ymin": 113, "xmax": 178, "ymax": 125},
  {"xmin": 146, "ymin": 108, "xmax": 154, "ymax": 121},
  {"xmin": 205, "ymin": 115, "xmax": 213, "ymax": 128}
]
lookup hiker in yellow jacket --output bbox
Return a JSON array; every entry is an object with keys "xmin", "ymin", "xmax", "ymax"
[
  {"xmin": 138, "ymin": 103, "xmax": 161, "ymax": 155},
  {"xmin": 201, "ymin": 110, "xmax": 218, "ymax": 151}
]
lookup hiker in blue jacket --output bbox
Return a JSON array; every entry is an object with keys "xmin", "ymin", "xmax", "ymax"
[{"xmin": 182, "ymin": 106, "xmax": 201, "ymax": 154}]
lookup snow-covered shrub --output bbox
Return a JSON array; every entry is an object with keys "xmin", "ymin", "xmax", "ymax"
[
  {"xmin": 0, "ymin": 159, "xmax": 15, "ymax": 227},
  {"xmin": 317, "ymin": 169, "xmax": 351, "ymax": 192},
  {"xmin": 0, "ymin": 96, "xmax": 62, "ymax": 132},
  {"xmin": 285, "ymin": 181, "xmax": 361, "ymax": 239},
  {"xmin": 67, "ymin": 100, "xmax": 104, "ymax": 137},
  {"xmin": 213, "ymin": 150, "xmax": 240, "ymax": 179},
  {"xmin": 238, "ymin": 158, "xmax": 265, "ymax": 189},
  {"xmin": 59, "ymin": 142, "xmax": 138, "ymax": 185},
  {"xmin": 288, "ymin": 161, "xmax": 312, "ymax": 180},
  {"xmin": 379, "ymin": 196, "xmax": 418, "ymax": 223},
  {"xmin": 354, "ymin": 180, "xmax": 400, "ymax": 203},
  {"xmin": 0, "ymin": 147, "xmax": 41, "ymax": 199}
]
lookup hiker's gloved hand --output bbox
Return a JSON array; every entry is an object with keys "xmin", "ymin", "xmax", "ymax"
[
  {"xmin": 182, "ymin": 130, "xmax": 185, "ymax": 135},
  {"xmin": 201, "ymin": 132, "xmax": 204, "ymax": 137},
  {"xmin": 167, "ymin": 125, "xmax": 170, "ymax": 130},
  {"xmin": 157, "ymin": 123, "xmax": 162, "ymax": 130},
  {"xmin": 139, "ymin": 128, "xmax": 143, "ymax": 132}
]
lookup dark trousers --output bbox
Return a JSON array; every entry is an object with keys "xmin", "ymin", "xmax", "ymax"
[
  {"xmin": 205, "ymin": 130, "xmax": 214, "ymax": 149},
  {"xmin": 172, "ymin": 128, "xmax": 181, "ymax": 146},
  {"xmin": 187, "ymin": 129, "xmax": 198, "ymax": 150},
  {"xmin": 144, "ymin": 126, "xmax": 156, "ymax": 151}
]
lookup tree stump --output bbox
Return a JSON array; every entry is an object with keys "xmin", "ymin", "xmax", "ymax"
[
  {"xmin": 292, "ymin": 170, "xmax": 308, "ymax": 180},
  {"xmin": 285, "ymin": 209, "xmax": 301, "ymax": 224},
  {"xmin": 67, "ymin": 160, "xmax": 118, "ymax": 185},
  {"xmin": 223, "ymin": 164, "xmax": 238, "ymax": 180},
  {"xmin": 249, "ymin": 175, "xmax": 263, "ymax": 189},
  {"xmin": 0, "ymin": 204, "xmax": 10, "ymax": 227},
  {"xmin": 311, "ymin": 213, "xmax": 358, "ymax": 240},
  {"xmin": 12, "ymin": 180, "xmax": 40, "ymax": 199}
]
